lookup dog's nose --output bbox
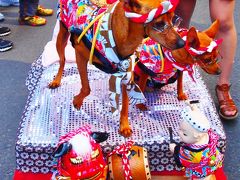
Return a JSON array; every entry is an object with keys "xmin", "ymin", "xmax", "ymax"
[{"xmin": 176, "ymin": 38, "xmax": 185, "ymax": 49}]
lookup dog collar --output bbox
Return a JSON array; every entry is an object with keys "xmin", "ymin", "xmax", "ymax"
[{"xmin": 124, "ymin": 0, "xmax": 179, "ymax": 23}]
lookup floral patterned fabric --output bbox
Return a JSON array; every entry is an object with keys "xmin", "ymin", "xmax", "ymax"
[
  {"xmin": 135, "ymin": 38, "xmax": 178, "ymax": 84},
  {"xmin": 178, "ymin": 145, "xmax": 223, "ymax": 178}
]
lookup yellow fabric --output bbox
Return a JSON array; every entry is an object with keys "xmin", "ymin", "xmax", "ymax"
[
  {"xmin": 37, "ymin": 5, "xmax": 53, "ymax": 16},
  {"xmin": 22, "ymin": 16, "xmax": 46, "ymax": 26},
  {"xmin": 158, "ymin": 44, "xmax": 164, "ymax": 73}
]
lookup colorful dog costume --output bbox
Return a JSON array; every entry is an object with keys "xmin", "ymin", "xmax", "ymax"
[
  {"xmin": 135, "ymin": 28, "xmax": 222, "ymax": 87},
  {"xmin": 57, "ymin": 0, "xmax": 179, "ymax": 113}
]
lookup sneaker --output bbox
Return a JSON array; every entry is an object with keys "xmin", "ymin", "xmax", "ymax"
[
  {"xmin": 0, "ymin": 27, "xmax": 11, "ymax": 37},
  {"xmin": 18, "ymin": 16, "xmax": 46, "ymax": 26},
  {"xmin": 0, "ymin": 13, "xmax": 4, "ymax": 22},
  {"xmin": 0, "ymin": 38, "xmax": 13, "ymax": 52},
  {"xmin": 36, "ymin": 5, "xmax": 53, "ymax": 16}
]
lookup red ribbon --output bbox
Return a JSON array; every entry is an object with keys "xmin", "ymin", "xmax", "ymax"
[
  {"xmin": 124, "ymin": 0, "xmax": 179, "ymax": 23},
  {"xmin": 108, "ymin": 141, "xmax": 134, "ymax": 180}
]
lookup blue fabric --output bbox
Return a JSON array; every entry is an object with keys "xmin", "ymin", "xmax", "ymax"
[
  {"xmin": 0, "ymin": 0, "xmax": 19, "ymax": 6},
  {"xmin": 19, "ymin": 0, "xmax": 39, "ymax": 18}
]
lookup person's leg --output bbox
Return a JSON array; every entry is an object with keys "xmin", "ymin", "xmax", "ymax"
[
  {"xmin": 19, "ymin": 0, "xmax": 27, "ymax": 19},
  {"xmin": 19, "ymin": 0, "xmax": 39, "ymax": 18},
  {"xmin": 175, "ymin": 0, "xmax": 197, "ymax": 28},
  {"xmin": 19, "ymin": 0, "xmax": 46, "ymax": 26},
  {"xmin": 209, "ymin": 0, "xmax": 238, "ymax": 119},
  {"xmin": 27, "ymin": 0, "xmax": 39, "ymax": 17}
]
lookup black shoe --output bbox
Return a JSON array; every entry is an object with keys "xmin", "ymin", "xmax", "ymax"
[
  {"xmin": 0, "ymin": 27, "xmax": 11, "ymax": 37},
  {"xmin": 0, "ymin": 38, "xmax": 13, "ymax": 52}
]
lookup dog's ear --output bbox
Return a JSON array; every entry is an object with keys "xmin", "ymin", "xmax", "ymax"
[
  {"xmin": 203, "ymin": 20, "xmax": 220, "ymax": 39},
  {"xmin": 123, "ymin": 0, "xmax": 142, "ymax": 13},
  {"xmin": 186, "ymin": 27, "xmax": 200, "ymax": 49}
]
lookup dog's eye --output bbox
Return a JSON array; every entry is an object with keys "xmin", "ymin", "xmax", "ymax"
[
  {"xmin": 201, "ymin": 58, "xmax": 217, "ymax": 65},
  {"xmin": 203, "ymin": 59, "xmax": 212, "ymax": 63},
  {"xmin": 129, "ymin": 1, "xmax": 141, "ymax": 9},
  {"xmin": 153, "ymin": 21, "xmax": 168, "ymax": 32}
]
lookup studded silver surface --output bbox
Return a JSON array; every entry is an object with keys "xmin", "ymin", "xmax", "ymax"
[{"xmin": 16, "ymin": 56, "xmax": 226, "ymax": 173}]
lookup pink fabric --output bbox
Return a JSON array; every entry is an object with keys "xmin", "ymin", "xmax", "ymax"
[{"xmin": 42, "ymin": 40, "xmax": 76, "ymax": 67}]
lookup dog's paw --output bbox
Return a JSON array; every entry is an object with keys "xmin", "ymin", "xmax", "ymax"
[
  {"xmin": 136, "ymin": 103, "xmax": 148, "ymax": 111},
  {"xmin": 48, "ymin": 81, "xmax": 61, "ymax": 89},
  {"xmin": 119, "ymin": 127, "xmax": 132, "ymax": 138},
  {"xmin": 178, "ymin": 93, "xmax": 188, "ymax": 100},
  {"xmin": 73, "ymin": 95, "xmax": 84, "ymax": 110}
]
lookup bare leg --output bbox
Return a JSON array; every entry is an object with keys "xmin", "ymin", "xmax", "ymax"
[
  {"xmin": 210, "ymin": 0, "xmax": 238, "ymax": 118},
  {"xmin": 119, "ymin": 84, "xmax": 132, "ymax": 137},
  {"xmin": 49, "ymin": 21, "xmax": 69, "ymax": 88},
  {"xmin": 175, "ymin": 0, "xmax": 196, "ymax": 101},
  {"xmin": 73, "ymin": 41, "xmax": 91, "ymax": 109},
  {"xmin": 175, "ymin": 0, "xmax": 197, "ymax": 28}
]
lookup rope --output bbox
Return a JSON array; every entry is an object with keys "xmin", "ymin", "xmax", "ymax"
[
  {"xmin": 157, "ymin": 44, "xmax": 164, "ymax": 73},
  {"xmin": 108, "ymin": 141, "xmax": 134, "ymax": 180},
  {"xmin": 89, "ymin": 14, "xmax": 104, "ymax": 64}
]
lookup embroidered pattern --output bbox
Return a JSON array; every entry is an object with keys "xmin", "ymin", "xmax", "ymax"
[{"xmin": 136, "ymin": 38, "xmax": 177, "ymax": 84}]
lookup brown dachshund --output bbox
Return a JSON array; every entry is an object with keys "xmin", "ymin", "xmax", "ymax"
[
  {"xmin": 135, "ymin": 20, "xmax": 221, "ymax": 109},
  {"xmin": 49, "ymin": 0, "xmax": 184, "ymax": 137}
]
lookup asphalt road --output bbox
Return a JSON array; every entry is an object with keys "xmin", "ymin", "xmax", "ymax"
[{"xmin": 0, "ymin": 1, "xmax": 239, "ymax": 180}]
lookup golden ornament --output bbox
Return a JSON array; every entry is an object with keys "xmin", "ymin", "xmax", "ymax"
[
  {"xmin": 208, "ymin": 160, "xmax": 216, "ymax": 167},
  {"xmin": 90, "ymin": 0, "xmax": 108, "ymax": 7}
]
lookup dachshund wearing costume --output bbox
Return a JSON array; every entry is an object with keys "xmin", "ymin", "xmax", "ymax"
[
  {"xmin": 135, "ymin": 20, "xmax": 222, "ymax": 110},
  {"xmin": 49, "ymin": 0, "xmax": 185, "ymax": 137}
]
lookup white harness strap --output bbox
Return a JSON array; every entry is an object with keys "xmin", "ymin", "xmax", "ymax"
[
  {"xmin": 109, "ymin": 56, "xmax": 146, "ymax": 115},
  {"xmin": 98, "ymin": 2, "xmax": 146, "ymax": 114}
]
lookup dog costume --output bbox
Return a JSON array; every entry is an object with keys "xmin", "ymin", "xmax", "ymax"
[
  {"xmin": 57, "ymin": 0, "xmax": 178, "ymax": 113},
  {"xmin": 135, "ymin": 28, "xmax": 222, "ymax": 87}
]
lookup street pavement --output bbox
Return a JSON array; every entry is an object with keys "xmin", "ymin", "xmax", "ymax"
[{"xmin": 0, "ymin": 1, "xmax": 239, "ymax": 179}]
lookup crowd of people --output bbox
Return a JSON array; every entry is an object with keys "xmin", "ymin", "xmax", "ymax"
[{"xmin": 0, "ymin": 0, "xmax": 238, "ymax": 119}]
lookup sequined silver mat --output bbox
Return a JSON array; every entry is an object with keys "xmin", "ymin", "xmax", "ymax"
[{"xmin": 16, "ymin": 56, "xmax": 226, "ymax": 174}]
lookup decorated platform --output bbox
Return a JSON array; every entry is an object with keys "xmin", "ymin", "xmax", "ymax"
[{"xmin": 14, "ymin": 44, "xmax": 226, "ymax": 179}]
